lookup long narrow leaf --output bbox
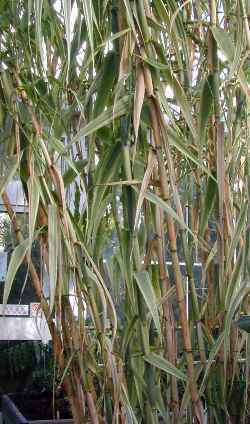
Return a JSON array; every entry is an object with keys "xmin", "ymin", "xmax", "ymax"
[
  {"xmin": 48, "ymin": 204, "xmax": 58, "ymax": 313},
  {"xmin": 134, "ymin": 270, "xmax": 161, "ymax": 337},
  {"xmin": 3, "ymin": 239, "xmax": 29, "ymax": 306},
  {"xmin": 144, "ymin": 352, "xmax": 187, "ymax": 381}
]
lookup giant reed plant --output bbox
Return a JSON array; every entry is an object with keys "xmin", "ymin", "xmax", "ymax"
[{"xmin": 0, "ymin": 1, "xmax": 250, "ymax": 422}]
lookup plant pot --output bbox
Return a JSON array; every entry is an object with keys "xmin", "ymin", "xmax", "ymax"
[{"xmin": 2, "ymin": 394, "xmax": 73, "ymax": 424}]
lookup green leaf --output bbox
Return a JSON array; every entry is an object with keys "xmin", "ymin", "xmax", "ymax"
[
  {"xmin": 34, "ymin": 0, "xmax": 44, "ymax": 68},
  {"xmin": 121, "ymin": 384, "xmax": 139, "ymax": 424},
  {"xmin": 3, "ymin": 238, "xmax": 29, "ymax": 306},
  {"xmin": 199, "ymin": 176, "xmax": 217, "ymax": 237},
  {"xmin": 28, "ymin": 176, "xmax": 40, "ymax": 252},
  {"xmin": 0, "ymin": 155, "xmax": 20, "ymax": 197},
  {"xmin": 211, "ymin": 27, "xmax": 234, "ymax": 62},
  {"xmin": 143, "ymin": 189, "xmax": 195, "ymax": 239},
  {"xmin": 121, "ymin": 315, "xmax": 139, "ymax": 358},
  {"xmin": 199, "ymin": 74, "xmax": 214, "ymax": 145},
  {"xmin": 0, "ymin": 70, "xmax": 14, "ymax": 104},
  {"xmin": 65, "ymin": 96, "xmax": 130, "ymax": 151},
  {"xmin": 94, "ymin": 52, "xmax": 118, "ymax": 117},
  {"xmin": 88, "ymin": 142, "xmax": 122, "ymax": 241},
  {"xmin": 199, "ymin": 332, "xmax": 224, "ymax": 395},
  {"xmin": 86, "ymin": 267, "xmax": 107, "ymax": 331},
  {"xmin": 225, "ymin": 251, "xmax": 244, "ymax": 309},
  {"xmin": 229, "ymin": 17, "xmax": 244, "ymax": 79},
  {"xmin": 140, "ymin": 55, "xmax": 196, "ymax": 139},
  {"xmin": 224, "ymin": 283, "xmax": 250, "ymax": 372},
  {"xmin": 80, "ymin": 243, "xmax": 118, "ymax": 346},
  {"xmin": 82, "ymin": 0, "xmax": 95, "ymax": 63},
  {"xmin": 144, "ymin": 353, "xmax": 187, "ymax": 381},
  {"xmin": 62, "ymin": 160, "xmax": 87, "ymax": 187},
  {"xmin": 211, "ymin": 26, "xmax": 250, "ymax": 97},
  {"xmin": 134, "ymin": 271, "xmax": 161, "ymax": 336},
  {"xmin": 166, "ymin": 126, "xmax": 216, "ymax": 181},
  {"xmin": 48, "ymin": 204, "xmax": 58, "ymax": 313},
  {"xmin": 225, "ymin": 204, "xmax": 247, "ymax": 274},
  {"xmin": 62, "ymin": 0, "xmax": 71, "ymax": 80},
  {"xmin": 122, "ymin": 0, "xmax": 137, "ymax": 36},
  {"xmin": 163, "ymin": 68, "xmax": 196, "ymax": 139}
]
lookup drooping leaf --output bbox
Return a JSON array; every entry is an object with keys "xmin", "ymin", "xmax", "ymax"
[
  {"xmin": 134, "ymin": 149, "xmax": 156, "ymax": 231},
  {"xmin": 48, "ymin": 203, "xmax": 59, "ymax": 313},
  {"xmin": 133, "ymin": 64, "xmax": 145, "ymax": 152},
  {"xmin": 199, "ymin": 332, "xmax": 224, "ymax": 395},
  {"xmin": 94, "ymin": 52, "xmax": 118, "ymax": 117},
  {"xmin": 62, "ymin": 0, "xmax": 71, "ymax": 80},
  {"xmin": 88, "ymin": 142, "xmax": 122, "ymax": 242},
  {"xmin": 134, "ymin": 270, "xmax": 161, "ymax": 336},
  {"xmin": 140, "ymin": 55, "xmax": 196, "ymax": 139},
  {"xmin": 211, "ymin": 27, "xmax": 234, "ymax": 62},
  {"xmin": 81, "ymin": 0, "xmax": 96, "ymax": 63},
  {"xmin": 166, "ymin": 127, "xmax": 216, "ymax": 180},
  {"xmin": 62, "ymin": 160, "xmax": 88, "ymax": 187},
  {"xmin": 143, "ymin": 189, "xmax": 195, "ymax": 239},
  {"xmin": 0, "ymin": 155, "xmax": 20, "ymax": 197},
  {"xmin": 226, "ymin": 204, "xmax": 247, "ymax": 274},
  {"xmin": 28, "ymin": 176, "xmax": 40, "ymax": 253},
  {"xmin": 3, "ymin": 238, "xmax": 29, "ymax": 306},
  {"xmin": 199, "ymin": 176, "xmax": 217, "ymax": 237},
  {"xmin": 66, "ymin": 96, "xmax": 130, "ymax": 150},
  {"xmin": 199, "ymin": 74, "xmax": 214, "ymax": 145},
  {"xmin": 34, "ymin": 0, "xmax": 44, "ymax": 68},
  {"xmin": 121, "ymin": 384, "xmax": 139, "ymax": 424},
  {"xmin": 211, "ymin": 26, "xmax": 250, "ymax": 97},
  {"xmin": 144, "ymin": 352, "xmax": 187, "ymax": 381}
]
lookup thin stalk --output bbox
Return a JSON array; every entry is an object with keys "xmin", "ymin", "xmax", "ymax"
[
  {"xmin": 209, "ymin": 0, "xmax": 228, "ymax": 395},
  {"xmin": 160, "ymin": 122, "xmax": 209, "ymax": 371},
  {"xmin": 155, "ymin": 205, "xmax": 180, "ymax": 421},
  {"xmin": 145, "ymin": 89, "xmax": 204, "ymax": 421},
  {"xmin": 208, "ymin": 0, "xmax": 225, "ymax": 305}
]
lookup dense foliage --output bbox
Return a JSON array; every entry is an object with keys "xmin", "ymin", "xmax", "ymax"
[{"xmin": 0, "ymin": 1, "xmax": 250, "ymax": 423}]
